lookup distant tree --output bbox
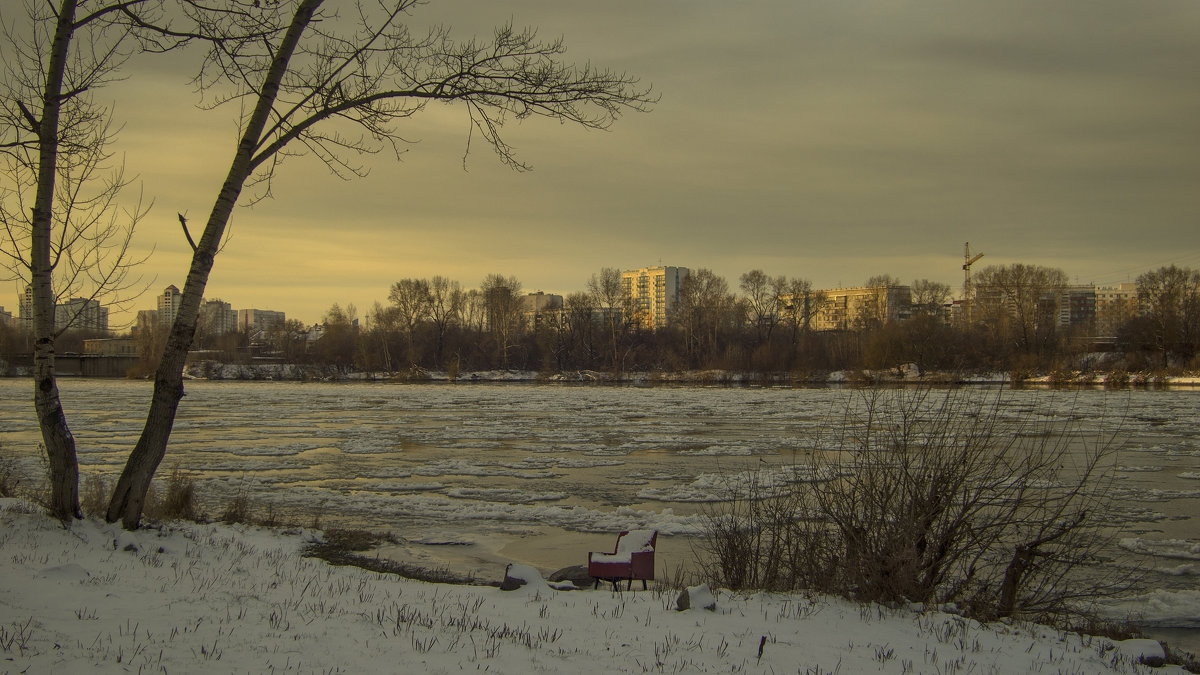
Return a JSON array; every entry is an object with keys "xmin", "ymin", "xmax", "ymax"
[
  {"xmin": 1134, "ymin": 265, "xmax": 1200, "ymax": 367},
  {"xmin": 480, "ymin": 274, "xmax": 524, "ymax": 369},
  {"xmin": 388, "ymin": 278, "xmax": 433, "ymax": 366},
  {"xmin": 855, "ymin": 274, "xmax": 904, "ymax": 331},
  {"xmin": 427, "ymin": 275, "xmax": 463, "ymax": 367},
  {"xmin": 562, "ymin": 291, "xmax": 599, "ymax": 369},
  {"xmin": 740, "ymin": 269, "xmax": 785, "ymax": 346},
  {"xmin": 266, "ymin": 318, "xmax": 310, "ymax": 363},
  {"xmin": 587, "ymin": 267, "xmax": 628, "ymax": 371},
  {"xmin": 675, "ymin": 268, "xmax": 737, "ymax": 368},
  {"xmin": 106, "ymin": 0, "xmax": 653, "ymax": 528},
  {"xmin": 910, "ymin": 279, "xmax": 951, "ymax": 318},
  {"xmin": 779, "ymin": 278, "xmax": 828, "ymax": 348},
  {"xmin": 311, "ymin": 303, "xmax": 358, "ymax": 371},
  {"xmin": 973, "ymin": 264, "xmax": 1068, "ymax": 359}
]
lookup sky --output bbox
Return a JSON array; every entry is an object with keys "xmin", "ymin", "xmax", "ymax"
[{"xmin": 8, "ymin": 0, "xmax": 1200, "ymax": 327}]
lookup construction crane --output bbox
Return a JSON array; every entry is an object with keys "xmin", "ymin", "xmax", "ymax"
[{"xmin": 962, "ymin": 242, "xmax": 984, "ymax": 323}]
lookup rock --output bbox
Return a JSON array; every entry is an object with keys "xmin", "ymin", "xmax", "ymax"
[
  {"xmin": 499, "ymin": 575, "xmax": 526, "ymax": 591},
  {"xmin": 676, "ymin": 584, "xmax": 716, "ymax": 611},
  {"xmin": 500, "ymin": 563, "xmax": 550, "ymax": 592},
  {"xmin": 547, "ymin": 565, "xmax": 591, "ymax": 589}
]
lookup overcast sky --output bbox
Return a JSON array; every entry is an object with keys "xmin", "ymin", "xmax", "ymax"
[{"xmin": 11, "ymin": 0, "xmax": 1200, "ymax": 327}]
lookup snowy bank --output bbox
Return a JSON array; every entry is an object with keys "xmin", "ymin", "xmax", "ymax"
[{"xmin": 0, "ymin": 500, "xmax": 1186, "ymax": 674}]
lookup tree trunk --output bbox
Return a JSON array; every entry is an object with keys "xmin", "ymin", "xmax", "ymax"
[
  {"xmin": 33, "ymin": 0, "xmax": 82, "ymax": 522},
  {"xmin": 106, "ymin": 0, "xmax": 323, "ymax": 529}
]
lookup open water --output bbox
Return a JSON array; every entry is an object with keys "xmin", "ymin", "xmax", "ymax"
[{"xmin": 1, "ymin": 378, "xmax": 1197, "ymax": 649}]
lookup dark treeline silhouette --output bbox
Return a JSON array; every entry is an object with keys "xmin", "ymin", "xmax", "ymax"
[
  {"xmin": 280, "ymin": 264, "xmax": 1200, "ymax": 378},
  {"xmin": 9, "ymin": 263, "xmax": 1195, "ymax": 379}
]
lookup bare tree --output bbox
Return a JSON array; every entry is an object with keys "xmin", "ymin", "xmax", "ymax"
[
  {"xmin": 480, "ymin": 273, "xmax": 524, "ymax": 369},
  {"xmin": 0, "ymin": 0, "xmax": 180, "ymax": 521},
  {"xmin": 1134, "ymin": 265, "xmax": 1200, "ymax": 367},
  {"xmin": 587, "ymin": 267, "xmax": 628, "ymax": 371},
  {"xmin": 739, "ymin": 269, "xmax": 784, "ymax": 346},
  {"xmin": 106, "ymin": 0, "xmax": 653, "ymax": 527},
  {"xmin": 675, "ymin": 268, "xmax": 737, "ymax": 368},
  {"xmin": 910, "ymin": 278, "xmax": 951, "ymax": 318},
  {"xmin": 778, "ymin": 277, "xmax": 827, "ymax": 347},
  {"xmin": 427, "ymin": 275, "xmax": 462, "ymax": 367},
  {"xmin": 388, "ymin": 278, "xmax": 432, "ymax": 366},
  {"xmin": 973, "ymin": 263, "xmax": 1068, "ymax": 358}
]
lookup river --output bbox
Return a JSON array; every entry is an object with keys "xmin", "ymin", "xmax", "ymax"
[{"xmin": 1, "ymin": 378, "xmax": 1197, "ymax": 651}]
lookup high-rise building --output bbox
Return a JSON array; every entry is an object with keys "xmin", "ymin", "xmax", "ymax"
[
  {"xmin": 55, "ymin": 297, "xmax": 109, "ymax": 331},
  {"xmin": 199, "ymin": 299, "xmax": 239, "ymax": 337},
  {"xmin": 621, "ymin": 266, "xmax": 689, "ymax": 330},
  {"xmin": 18, "ymin": 285, "xmax": 108, "ymax": 331},
  {"xmin": 158, "ymin": 285, "xmax": 182, "ymax": 324},
  {"xmin": 19, "ymin": 285, "xmax": 33, "ymax": 330}
]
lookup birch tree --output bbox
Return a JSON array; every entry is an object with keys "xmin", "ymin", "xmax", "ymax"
[
  {"xmin": 1, "ymin": 0, "xmax": 178, "ymax": 521},
  {"xmin": 106, "ymin": 0, "xmax": 654, "ymax": 527}
]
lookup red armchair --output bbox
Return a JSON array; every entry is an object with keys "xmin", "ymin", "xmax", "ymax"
[{"xmin": 588, "ymin": 530, "xmax": 658, "ymax": 590}]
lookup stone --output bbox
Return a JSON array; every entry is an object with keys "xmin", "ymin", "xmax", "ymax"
[
  {"xmin": 676, "ymin": 584, "xmax": 716, "ymax": 611},
  {"xmin": 547, "ymin": 565, "xmax": 591, "ymax": 589}
]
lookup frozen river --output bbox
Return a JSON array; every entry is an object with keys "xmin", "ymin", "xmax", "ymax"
[{"xmin": 1, "ymin": 378, "xmax": 1197, "ymax": 646}]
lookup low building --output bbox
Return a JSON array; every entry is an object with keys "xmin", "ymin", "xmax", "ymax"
[{"xmin": 83, "ymin": 337, "xmax": 137, "ymax": 356}]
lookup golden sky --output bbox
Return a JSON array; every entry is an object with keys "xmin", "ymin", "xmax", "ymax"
[{"xmin": 8, "ymin": 0, "xmax": 1200, "ymax": 327}]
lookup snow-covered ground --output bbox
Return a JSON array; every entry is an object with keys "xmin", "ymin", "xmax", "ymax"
[{"xmin": 0, "ymin": 500, "xmax": 1187, "ymax": 674}]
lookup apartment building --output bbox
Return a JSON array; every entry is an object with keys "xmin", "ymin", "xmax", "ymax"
[
  {"xmin": 520, "ymin": 292, "xmax": 564, "ymax": 330},
  {"xmin": 158, "ymin": 285, "xmax": 182, "ymax": 324},
  {"xmin": 1057, "ymin": 286, "xmax": 1097, "ymax": 331},
  {"xmin": 199, "ymin": 299, "xmax": 239, "ymax": 337},
  {"xmin": 1094, "ymin": 282, "xmax": 1138, "ymax": 336},
  {"xmin": 18, "ymin": 285, "xmax": 109, "ymax": 331},
  {"xmin": 621, "ymin": 266, "xmax": 689, "ymax": 330},
  {"xmin": 810, "ymin": 285, "xmax": 912, "ymax": 331},
  {"xmin": 239, "ymin": 308, "xmax": 286, "ymax": 334}
]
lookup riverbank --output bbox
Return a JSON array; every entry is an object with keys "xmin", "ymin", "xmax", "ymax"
[
  {"xmin": 175, "ymin": 360, "xmax": 1200, "ymax": 388},
  {"xmin": 1, "ymin": 499, "xmax": 1191, "ymax": 674}
]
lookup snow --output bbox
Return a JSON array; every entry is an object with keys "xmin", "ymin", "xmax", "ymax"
[{"xmin": 0, "ymin": 500, "xmax": 1189, "ymax": 674}]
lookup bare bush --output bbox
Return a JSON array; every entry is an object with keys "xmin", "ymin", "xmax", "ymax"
[{"xmin": 695, "ymin": 386, "xmax": 1129, "ymax": 625}]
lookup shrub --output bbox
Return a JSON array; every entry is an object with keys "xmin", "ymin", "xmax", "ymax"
[
  {"xmin": 695, "ymin": 386, "xmax": 1127, "ymax": 625},
  {"xmin": 159, "ymin": 468, "xmax": 197, "ymax": 521},
  {"xmin": 80, "ymin": 474, "xmax": 110, "ymax": 516},
  {"xmin": 0, "ymin": 453, "xmax": 19, "ymax": 498}
]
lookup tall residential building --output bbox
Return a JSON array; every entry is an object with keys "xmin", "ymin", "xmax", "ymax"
[
  {"xmin": 18, "ymin": 285, "xmax": 33, "ymax": 330},
  {"xmin": 18, "ymin": 285, "xmax": 108, "ymax": 331},
  {"xmin": 158, "ymin": 285, "xmax": 182, "ymax": 324},
  {"xmin": 55, "ymin": 297, "xmax": 109, "ymax": 331},
  {"xmin": 811, "ymin": 285, "xmax": 912, "ymax": 331},
  {"xmin": 199, "ymin": 299, "xmax": 239, "ymax": 337},
  {"xmin": 1057, "ymin": 286, "xmax": 1097, "ymax": 331},
  {"xmin": 621, "ymin": 266, "xmax": 689, "ymax": 330}
]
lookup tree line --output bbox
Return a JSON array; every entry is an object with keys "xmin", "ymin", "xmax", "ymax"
[{"xmin": 167, "ymin": 263, "xmax": 1200, "ymax": 378}]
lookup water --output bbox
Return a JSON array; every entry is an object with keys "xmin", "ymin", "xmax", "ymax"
[{"xmin": 1, "ymin": 378, "xmax": 1197, "ymax": 649}]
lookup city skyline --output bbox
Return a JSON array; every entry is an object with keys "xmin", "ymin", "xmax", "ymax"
[{"xmin": 6, "ymin": 1, "xmax": 1199, "ymax": 328}]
